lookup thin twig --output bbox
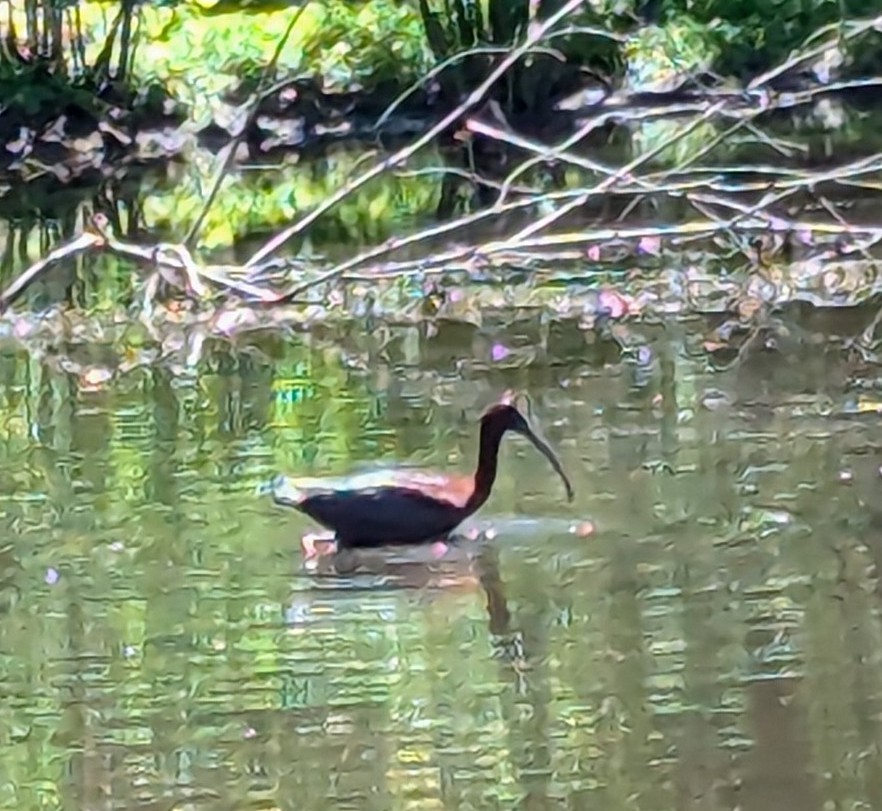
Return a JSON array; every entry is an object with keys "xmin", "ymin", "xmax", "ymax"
[
  {"xmin": 244, "ymin": 0, "xmax": 592, "ymax": 270},
  {"xmin": 272, "ymin": 188, "xmax": 593, "ymax": 301},
  {"xmin": 183, "ymin": 1, "xmax": 311, "ymax": 248},
  {"xmin": 100, "ymin": 213, "xmax": 882, "ymax": 299},
  {"xmin": 393, "ymin": 165, "xmax": 541, "ymax": 196},
  {"xmin": 372, "ymin": 22, "xmax": 626, "ymax": 133},
  {"xmin": 500, "ymin": 100, "xmax": 728, "ymax": 248},
  {"xmin": 0, "ymin": 231, "xmax": 104, "ymax": 312},
  {"xmin": 373, "ymin": 45, "xmax": 565, "ymax": 133},
  {"xmin": 747, "ymin": 14, "xmax": 882, "ymax": 91}
]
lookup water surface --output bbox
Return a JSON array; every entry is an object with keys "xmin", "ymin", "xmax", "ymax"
[{"xmin": 1, "ymin": 319, "xmax": 881, "ymax": 811}]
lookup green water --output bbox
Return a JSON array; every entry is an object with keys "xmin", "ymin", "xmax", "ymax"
[{"xmin": 1, "ymin": 318, "xmax": 881, "ymax": 811}]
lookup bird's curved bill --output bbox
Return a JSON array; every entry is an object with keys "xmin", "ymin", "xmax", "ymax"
[{"xmin": 518, "ymin": 423, "xmax": 575, "ymax": 502}]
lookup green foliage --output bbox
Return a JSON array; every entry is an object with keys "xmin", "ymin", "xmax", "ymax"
[
  {"xmin": 305, "ymin": 1, "xmax": 433, "ymax": 91},
  {"xmin": 415, "ymin": 0, "xmax": 624, "ymax": 115},
  {"xmin": 0, "ymin": 66, "xmax": 72, "ymax": 117},
  {"xmin": 2, "ymin": 0, "xmax": 435, "ymax": 119},
  {"xmin": 106, "ymin": 0, "xmax": 431, "ymax": 122},
  {"xmin": 655, "ymin": 0, "xmax": 882, "ymax": 76},
  {"xmin": 623, "ymin": 18, "xmax": 718, "ymax": 91},
  {"xmin": 140, "ymin": 146, "xmax": 443, "ymax": 252}
]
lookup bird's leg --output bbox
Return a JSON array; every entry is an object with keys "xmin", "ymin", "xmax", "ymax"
[
  {"xmin": 429, "ymin": 538, "xmax": 451, "ymax": 559},
  {"xmin": 427, "ymin": 530, "xmax": 471, "ymax": 559},
  {"xmin": 301, "ymin": 530, "xmax": 338, "ymax": 572}
]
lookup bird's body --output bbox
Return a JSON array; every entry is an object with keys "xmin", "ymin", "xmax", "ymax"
[
  {"xmin": 268, "ymin": 398, "xmax": 574, "ymax": 551},
  {"xmin": 272, "ymin": 467, "xmax": 479, "ymax": 546}
]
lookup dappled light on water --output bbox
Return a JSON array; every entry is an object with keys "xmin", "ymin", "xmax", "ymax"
[{"xmin": 1, "ymin": 320, "xmax": 881, "ymax": 810}]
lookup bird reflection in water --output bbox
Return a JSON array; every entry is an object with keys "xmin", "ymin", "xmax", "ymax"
[{"xmin": 296, "ymin": 526, "xmax": 520, "ymax": 660}]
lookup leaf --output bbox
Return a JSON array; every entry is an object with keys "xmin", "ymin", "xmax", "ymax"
[{"xmin": 202, "ymin": 218, "xmax": 236, "ymax": 249}]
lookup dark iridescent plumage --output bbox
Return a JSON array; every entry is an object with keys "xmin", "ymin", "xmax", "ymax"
[{"xmin": 269, "ymin": 400, "xmax": 574, "ymax": 549}]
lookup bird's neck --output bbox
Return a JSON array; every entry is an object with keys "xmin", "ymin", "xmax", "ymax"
[{"xmin": 465, "ymin": 420, "xmax": 504, "ymax": 513}]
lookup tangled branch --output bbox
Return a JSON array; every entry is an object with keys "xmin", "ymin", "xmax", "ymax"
[{"xmin": 2, "ymin": 9, "xmax": 882, "ymax": 347}]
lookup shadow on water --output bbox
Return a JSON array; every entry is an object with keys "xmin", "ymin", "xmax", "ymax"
[{"xmin": 4, "ymin": 312, "xmax": 882, "ymax": 809}]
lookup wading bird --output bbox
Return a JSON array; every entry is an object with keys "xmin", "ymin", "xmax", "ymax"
[{"xmin": 267, "ymin": 396, "xmax": 574, "ymax": 556}]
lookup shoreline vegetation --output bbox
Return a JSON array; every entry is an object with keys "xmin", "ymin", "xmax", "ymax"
[{"xmin": 0, "ymin": 0, "xmax": 882, "ymax": 384}]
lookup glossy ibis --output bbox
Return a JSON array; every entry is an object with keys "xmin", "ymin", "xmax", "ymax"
[{"xmin": 268, "ymin": 398, "xmax": 574, "ymax": 551}]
